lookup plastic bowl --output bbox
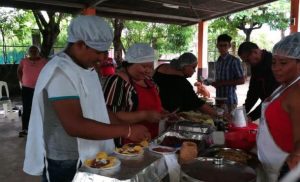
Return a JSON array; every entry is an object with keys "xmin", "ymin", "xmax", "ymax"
[{"xmin": 225, "ymin": 130, "xmax": 256, "ymax": 151}]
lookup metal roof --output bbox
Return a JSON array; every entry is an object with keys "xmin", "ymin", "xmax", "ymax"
[{"xmin": 1, "ymin": 0, "xmax": 278, "ymax": 25}]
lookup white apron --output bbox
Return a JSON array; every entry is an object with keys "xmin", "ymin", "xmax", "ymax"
[
  {"xmin": 23, "ymin": 52, "xmax": 114, "ymax": 176},
  {"xmin": 257, "ymin": 76, "xmax": 300, "ymax": 182}
]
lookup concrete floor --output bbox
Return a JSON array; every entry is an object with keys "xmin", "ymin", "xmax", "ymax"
[{"xmin": 0, "ymin": 111, "xmax": 40, "ymax": 182}]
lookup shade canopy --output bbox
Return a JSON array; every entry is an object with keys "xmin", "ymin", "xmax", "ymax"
[{"xmin": 1, "ymin": 0, "xmax": 278, "ymax": 25}]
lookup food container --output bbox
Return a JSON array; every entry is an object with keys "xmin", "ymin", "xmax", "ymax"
[
  {"xmin": 231, "ymin": 106, "xmax": 247, "ymax": 127},
  {"xmin": 181, "ymin": 157, "xmax": 256, "ymax": 182},
  {"xmin": 151, "ymin": 130, "xmax": 211, "ymax": 152},
  {"xmin": 225, "ymin": 130, "xmax": 256, "ymax": 151},
  {"xmin": 171, "ymin": 120, "xmax": 215, "ymax": 134},
  {"xmin": 200, "ymin": 147, "xmax": 259, "ymax": 168}
]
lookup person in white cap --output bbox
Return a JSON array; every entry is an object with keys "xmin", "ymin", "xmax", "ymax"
[
  {"xmin": 23, "ymin": 16, "xmax": 150, "ymax": 182},
  {"xmin": 103, "ymin": 43, "xmax": 169, "ymax": 145},
  {"xmin": 256, "ymin": 32, "xmax": 300, "ymax": 182}
]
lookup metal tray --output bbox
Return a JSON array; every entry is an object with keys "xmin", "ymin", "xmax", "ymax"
[
  {"xmin": 181, "ymin": 157, "xmax": 256, "ymax": 182},
  {"xmin": 170, "ymin": 120, "xmax": 215, "ymax": 134},
  {"xmin": 151, "ymin": 130, "xmax": 212, "ymax": 151},
  {"xmin": 199, "ymin": 147, "xmax": 260, "ymax": 169}
]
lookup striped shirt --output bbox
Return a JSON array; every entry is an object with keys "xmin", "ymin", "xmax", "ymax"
[
  {"xmin": 103, "ymin": 75, "xmax": 138, "ymax": 112},
  {"xmin": 215, "ymin": 53, "xmax": 244, "ymax": 104}
]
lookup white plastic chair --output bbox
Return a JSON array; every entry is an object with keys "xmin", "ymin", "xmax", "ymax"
[
  {"xmin": 0, "ymin": 81, "xmax": 9, "ymax": 98},
  {"xmin": 0, "ymin": 81, "xmax": 12, "ymax": 118}
]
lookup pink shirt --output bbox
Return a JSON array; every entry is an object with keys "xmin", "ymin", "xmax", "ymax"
[{"xmin": 20, "ymin": 57, "xmax": 47, "ymax": 88}]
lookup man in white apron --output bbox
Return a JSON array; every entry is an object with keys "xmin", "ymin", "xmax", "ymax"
[
  {"xmin": 23, "ymin": 15, "xmax": 150, "ymax": 182},
  {"xmin": 257, "ymin": 32, "xmax": 300, "ymax": 182}
]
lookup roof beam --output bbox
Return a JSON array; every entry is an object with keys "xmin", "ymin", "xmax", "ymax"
[
  {"xmin": 88, "ymin": 0, "xmax": 108, "ymax": 7},
  {"xmin": 96, "ymin": 6, "xmax": 201, "ymax": 22},
  {"xmin": 142, "ymin": 0, "xmax": 221, "ymax": 13},
  {"xmin": 220, "ymin": 0, "xmax": 248, "ymax": 6},
  {"xmin": 10, "ymin": 0, "xmax": 84, "ymax": 9}
]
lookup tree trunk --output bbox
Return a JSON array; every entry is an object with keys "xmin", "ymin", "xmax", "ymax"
[
  {"xmin": 113, "ymin": 18, "xmax": 124, "ymax": 66},
  {"xmin": 32, "ymin": 11, "xmax": 63, "ymax": 59},
  {"xmin": 0, "ymin": 28, "xmax": 7, "ymax": 64},
  {"xmin": 40, "ymin": 24, "xmax": 60, "ymax": 58},
  {"xmin": 244, "ymin": 29, "xmax": 252, "ymax": 42}
]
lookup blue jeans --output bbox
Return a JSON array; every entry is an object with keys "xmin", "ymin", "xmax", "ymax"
[{"xmin": 42, "ymin": 158, "xmax": 79, "ymax": 182}]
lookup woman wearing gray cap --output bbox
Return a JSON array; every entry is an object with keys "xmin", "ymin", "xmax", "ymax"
[
  {"xmin": 256, "ymin": 32, "xmax": 300, "ymax": 181},
  {"xmin": 153, "ymin": 52, "xmax": 224, "ymax": 118},
  {"xmin": 103, "ymin": 43, "xmax": 168, "ymax": 145},
  {"xmin": 23, "ymin": 16, "xmax": 150, "ymax": 182}
]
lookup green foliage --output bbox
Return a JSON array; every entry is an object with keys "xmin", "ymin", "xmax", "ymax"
[
  {"xmin": 123, "ymin": 21, "xmax": 196, "ymax": 55},
  {"xmin": 207, "ymin": 0, "xmax": 290, "ymax": 61}
]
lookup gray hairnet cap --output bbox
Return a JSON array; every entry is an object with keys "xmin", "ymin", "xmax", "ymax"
[
  {"xmin": 170, "ymin": 52, "xmax": 197, "ymax": 69},
  {"xmin": 272, "ymin": 32, "xmax": 300, "ymax": 59},
  {"xmin": 67, "ymin": 15, "xmax": 113, "ymax": 51},
  {"xmin": 125, "ymin": 43, "xmax": 156, "ymax": 63}
]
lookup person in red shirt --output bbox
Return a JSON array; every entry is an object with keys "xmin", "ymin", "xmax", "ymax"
[
  {"xmin": 97, "ymin": 51, "xmax": 116, "ymax": 77},
  {"xmin": 103, "ymin": 43, "xmax": 169, "ymax": 145},
  {"xmin": 17, "ymin": 45, "xmax": 47, "ymax": 137},
  {"xmin": 256, "ymin": 33, "xmax": 300, "ymax": 181}
]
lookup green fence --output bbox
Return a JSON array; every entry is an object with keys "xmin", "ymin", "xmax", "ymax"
[{"xmin": 0, "ymin": 46, "xmax": 64, "ymax": 64}]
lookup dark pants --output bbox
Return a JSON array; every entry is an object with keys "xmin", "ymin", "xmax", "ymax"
[
  {"xmin": 21, "ymin": 86, "xmax": 34, "ymax": 130},
  {"xmin": 278, "ymin": 162, "xmax": 300, "ymax": 181},
  {"xmin": 42, "ymin": 158, "xmax": 78, "ymax": 182}
]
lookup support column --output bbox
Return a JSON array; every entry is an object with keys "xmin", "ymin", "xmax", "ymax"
[
  {"xmin": 81, "ymin": 8, "xmax": 96, "ymax": 15},
  {"xmin": 197, "ymin": 21, "xmax": 208, "ymax": 80},
  {"xmin": 290, "ymin": 0, "xmax": 300, "ymax": 33}
]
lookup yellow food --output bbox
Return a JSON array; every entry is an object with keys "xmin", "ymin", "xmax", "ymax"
[
  {"xmin": 140, "ymin": 140, "xmax": 149, "ymax": 147},
  {"xmin": 115, "ymin": 143, "xmax": 144, "ymax": 155},
  {"xmin": 96, "ymin": 151, "xmax": 108, "ymax": 160},
  {"xmin": 84, "ymin": 159, "xmax": 94, "ymax": 167},
  {"xmin": 102, "ymin": 156, "xmax": 116, "ymax": 168},
  {"xmin": 178, "ymin": 111, "xmax": 214, "ymax": 126},
  {"xmin": 133, "ymin": 145, "xmax": 142, "ymax": 152}
]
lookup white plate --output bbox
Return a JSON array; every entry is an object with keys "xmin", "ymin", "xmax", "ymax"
[
  {"xmin": 84, "ymin": 158, "xmax": 121, "ymax": 171},
  {"xmin": 114, "ymin": 148, "xmax": 144, "ymax": 157},
  {"xmin": 149, "ymin": 145, "xmax": 177, "ymax": 155}
]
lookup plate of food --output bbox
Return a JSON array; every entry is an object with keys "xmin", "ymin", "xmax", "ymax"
[
  {"xmin": 149, "ymin": 145, "xmax": 177, "ymax": 155},
  {"xmin": 115, "ymin": 143, "xmax": 144, "ymax": 157},
  {"xmin": 84, "ymin": 152, "xmax": 121, "ymax": 171}
]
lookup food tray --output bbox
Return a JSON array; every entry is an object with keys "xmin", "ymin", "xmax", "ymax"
[
  {"xmin": 171, "ymin": 120, "xmax": 215, "ymax": 134},
  {"xmin": 151, "ymin": 130, "xmax": 212, "ymax": 151},
  {"xmin": 181, "ymin": 157, "xmax": 256, "ymax": 182},
  {"xmin": 199, "ymin": 147, "xmax": 260, "ymax": 169}
]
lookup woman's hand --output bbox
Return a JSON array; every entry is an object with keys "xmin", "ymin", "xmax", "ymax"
[
  {"xmin": 286, "ymin": 152, "xmax": 300, "ymax": 169},
  {"xmin": 128, "ymin": 124, "xmax": 151, "ymax": 142},
  {"xmin": 140, "ymin": 110, "xmax": 163, "ymax": 123}
]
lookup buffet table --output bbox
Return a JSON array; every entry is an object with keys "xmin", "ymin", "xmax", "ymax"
[{"xmin": 73, "ymin": 149, "xmax": 169, "ymax": 182}]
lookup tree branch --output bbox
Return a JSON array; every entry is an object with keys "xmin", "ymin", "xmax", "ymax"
[{"xmin": 32, "ymin": 11, "xmax": 44, "ymax": 32}]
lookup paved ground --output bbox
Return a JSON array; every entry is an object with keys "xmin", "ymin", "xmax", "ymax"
[
  {"xmin": 0, "ymin": 79, "xmax": 251, "ymax": 182},
  {"xmin": 0, "ymin": 112, "xmax": 40, "ymax": 182}
]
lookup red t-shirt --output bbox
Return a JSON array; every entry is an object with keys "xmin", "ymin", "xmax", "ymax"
[
  {"xmin": 265, "ymin": 90, "xmax": 294, "ymax": 152},
  {"xmin": 19, "ymin": 57, "xmax": 47, "ymax": 88}
]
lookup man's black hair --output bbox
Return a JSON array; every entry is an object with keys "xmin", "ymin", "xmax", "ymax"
[
  {"xmin": 217, "ymin": 34, "xmax": 232, "ymax": 43},
  {"xmin": 238, "ymin": 42, "xmax": 259, "ymax": 56}
]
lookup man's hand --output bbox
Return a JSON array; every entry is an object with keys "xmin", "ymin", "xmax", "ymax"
[{"xmin": 127, "ymin": 124, "xmax": 151, "ymax": 142}]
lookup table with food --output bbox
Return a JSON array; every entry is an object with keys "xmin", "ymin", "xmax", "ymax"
[{"xmin": 73, "ymin": 110, "xmax": 263, "ymax": 182}]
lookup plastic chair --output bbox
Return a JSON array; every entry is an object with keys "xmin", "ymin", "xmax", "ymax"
[
  {"xmin": 0, "ymin": 81, "xmax": 9, "ymax": 98},
  {"xmin": 0, "ymin": 81, "xmax": 12, "ymax": 118}
]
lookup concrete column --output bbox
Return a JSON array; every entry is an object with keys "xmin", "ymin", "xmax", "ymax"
[
  {"xmin": 290, "ymin": 0, "xmax": 300, "ymax": 33},
  {"xmin": 197, "ymin": 21, "xmax": 209, "ymax": 80}
]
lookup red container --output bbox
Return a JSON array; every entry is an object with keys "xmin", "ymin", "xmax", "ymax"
[
  {"xmin": 228, "ymin": 122, "xmax": 258, "ymax": 132},
  {"xmin": 225, "ymin": 130, "xmax": 256, "ymax": 151}
]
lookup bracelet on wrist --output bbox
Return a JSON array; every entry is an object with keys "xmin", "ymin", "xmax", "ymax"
[{"xmin": 126, "ymin": 125, "xmax": 131, "ymax": 138}]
